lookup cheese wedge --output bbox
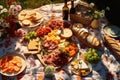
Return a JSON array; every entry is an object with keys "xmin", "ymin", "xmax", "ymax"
[{"xmin": 79, "ymin": 60, "xmax": 89, "ymax": 69}]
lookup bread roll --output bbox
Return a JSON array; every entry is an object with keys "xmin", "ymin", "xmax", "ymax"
[
  {"xmin": 60, "ymin": 28, "xmax": 73, "ymax": 39},
  {"xmin": 71, "ymin": 27, "xmax": 101, "ymax": 48},
  {"xmin": 90, "ymin": 19, "xmax": 99, "ymax": 29},
  {"xmin": 22, "ymin": 20, "xmax": 31, "ymax": 26},
  {"xmin": 104, "ymin": 35, "xmax": 120, "ymax": 58},
  {"xmin": 33, "ymin": 12, "xmax": 43, "ymax": 21}
]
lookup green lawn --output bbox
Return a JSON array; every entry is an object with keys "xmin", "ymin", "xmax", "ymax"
[
  {"xmin": 20, "ymin": 0, "xmax": 66, "ymax": 9},
  {"xmin": 0, "ymin": 0, "xmax": 68, "ymax": 9}
]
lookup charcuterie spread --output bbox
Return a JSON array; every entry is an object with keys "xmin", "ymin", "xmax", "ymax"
[{"xmin": 0, "ymin": 0, "xmax": 119, "ymax": 80}]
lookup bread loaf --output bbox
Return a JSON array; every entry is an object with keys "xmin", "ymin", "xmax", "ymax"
[
  {"xmin": 104, "ymin": 35, "xmax": 120, "ymax": 58},
  {"xmin": 71, "ymin": 27, "xmax": 101, "ymax": 48},
  {"xmin": 90, "ymin": 19, "xmax": 99, "ymax": 29}
]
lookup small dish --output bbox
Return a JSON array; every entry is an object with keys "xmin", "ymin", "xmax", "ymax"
[
  {"xmin": 0, "ymin": 53, "xmax": 26, "ymax": 76},
  {"xmin": 18, "ymin": 9, "xmax": 44, "ymax": 31},
  {"xmin": 103, "ymin": 25, "xmax": 120, "ymax": 37},
  {"xmin": 69, "ymin": 59, "xmax": 92, "ymax": 76},
  {"xmin": 19, "ymin": 18, "xmax": 43, "ymax": 28}
]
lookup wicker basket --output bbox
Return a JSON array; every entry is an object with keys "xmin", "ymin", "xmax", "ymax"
[{"xmin": 70, "ymin": 4, "xmax": 93, "ymax": 26}]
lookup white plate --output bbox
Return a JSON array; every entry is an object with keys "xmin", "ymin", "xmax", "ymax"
[
  {"xmin": 18, "ymin": 9, "xmax": 44, "ymax": 31},
  {"xmin": 103, "ymin": 25, "xmax": 120, "ymax": 37},
  {"xmin": 19, "ymin": 18, "xmax": 44, "ymax": 31},
  {"xmin": 69, "ymin": 59, "xmax": 92, "ymax": 76},
  {"xmin": 19, "ymin": 18, "xmax": 43, "ymax": 28},
  {"xmin": 0, "ymin": 53, "xmax": 26, "ymax": 76}
]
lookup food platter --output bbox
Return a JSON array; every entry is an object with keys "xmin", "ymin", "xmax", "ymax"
[
  {"xmin": 0, "ymin": 1, "xmax": 120, "ymax": 80},
  {"xmin": 0, "ymin": 53, "xmax": 26, "ymax": 76},
  {"xmin": 36, "ymin": 19, "xmax": 79, "ymax": 68},
  {"xmin": 37, "ymin": 34, "xmax": 79, "ymax": 68}
]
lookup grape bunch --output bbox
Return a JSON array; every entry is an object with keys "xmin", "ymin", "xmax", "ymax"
[
  {"xmin": 24, "ymin": 31, "xmax": 37, "ymax": 41},
  {"xmin": 84, "ymin": 48, "xmax": 101, "ymax": 64}
]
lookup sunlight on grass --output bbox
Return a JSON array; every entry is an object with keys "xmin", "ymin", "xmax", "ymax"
[
  {"xmin": 0, "ymin": 0, "xmax": 67, "ymax": 9},
  {"xmin": 21, "ymin": 0, "xmax": 67, "ymax": 9}
]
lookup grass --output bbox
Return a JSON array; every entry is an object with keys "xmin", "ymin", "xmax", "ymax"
[
  {"xmin": 20, "ymin": 0, "xmax": 65, "ymax": 9},
  {"xmin": 0, "ymin": 0, "xmax": 68, "ymax": 9}
]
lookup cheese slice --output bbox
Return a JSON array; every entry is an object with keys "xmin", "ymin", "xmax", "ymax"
[
  {"xmin": 79, "ymin": 60, "xmax": 89, "ymax": 69},
  {"xmin": 28, "ymin": 38, "xmax": 39, "ymax": 51}
]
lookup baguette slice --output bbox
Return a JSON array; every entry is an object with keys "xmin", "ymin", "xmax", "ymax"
[{"xmin": 87, "ymin": 35, "xmax": 100, "ymax": 47}]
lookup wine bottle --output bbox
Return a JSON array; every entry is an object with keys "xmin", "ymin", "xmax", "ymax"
[
  {"xmin": 62, "ymin": 0, "xmax": 69, "ymax": 20},
  {"xmin": 70, "ymin": 0, "xmax": 75, "ymax": 14}
]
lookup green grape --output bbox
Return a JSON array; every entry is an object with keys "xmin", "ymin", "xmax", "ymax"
[
  {"xmin": 24, "ymin": 35, "xmax": 30, "ymax": 40},
  {"xmin": 25, "ymin": 31, "xmax": 37, "ymax": 40},
  {"xmin": 94, "ymin": 52, "xmax": 98, "ymax": 56},
  {"xmin": 31, "ymin": 32, "xmax": 34, "ymax": 35},
  {"xmin": 88, "ymin": 57, "xmax": 93, "ymax": 62},
  {"xmin": 94, "ymin": 11, "xmax": 99, "ymax": 14},
  {"xmin": 24, "ymin": 34, "xmax": 27, "ymax": 38},
  {"xmin": 94, "ymin": 14, "xmax": 99, "ymax": 19},
  {"xmin": 33, "ymin": 32, "xmax": 36, "ymax": 36},
  {"xmin": 84, "ymin": 48, "xmax": 101, "ymax": 63},
  {"xmin": 87, "ymin": 51, "xmax": 91, "ymax": 55},
  {"xmin": 92, "ymin": 55, "xmax": 97, "ymax": 60},
  {"xmin": 84, "ymin": 52, "xmax": 87, "ymax": 57},
  {"xmin": 88, "ymin": 48, "xmax": 92, "ymax": 51},
  {"xmin": 30, "ymin": 31, "xmax": 34, "ymax": 35},
  {"xmin": 91, "ymin": 49, "xmax": 96, "ymax": 53}
]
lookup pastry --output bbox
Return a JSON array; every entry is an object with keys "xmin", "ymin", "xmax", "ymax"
[
  {"xmin": 18, "ymin": 10, "xmax": 30, "ymax": 20},
  {"xmin": 33, "ymin": 12, "xmax": 43, "ymax": 22},
  {"xmin": 18, "ymin": 16, "xmax": 25, "ymax": 21},
  {"xmin": 28, "ymin": 10, "xmax": 36, "ymax": 16},
  {"xmin": 22, "ymin": 20, "xmax": 31, "ymax": 26}
]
